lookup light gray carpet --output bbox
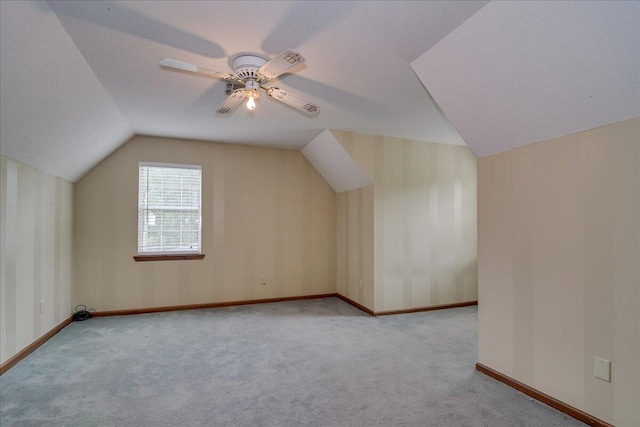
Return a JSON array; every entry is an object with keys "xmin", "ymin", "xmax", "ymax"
[{"xmin": 1, "ymin": 297, "xmax": 583, "ymax": 426}]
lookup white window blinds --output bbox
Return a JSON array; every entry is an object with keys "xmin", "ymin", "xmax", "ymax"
[{"xmin": 138, "ymin": 163, "xmax": 202, "ymax": 254}]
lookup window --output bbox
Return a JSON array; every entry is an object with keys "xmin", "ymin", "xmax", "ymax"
[{"xmin": 138, "ymin": 163, "xmax": 202, "ymax": 255}]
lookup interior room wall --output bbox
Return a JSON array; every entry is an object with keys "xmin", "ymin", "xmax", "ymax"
[
  {"xmin": 74, "ymin": 136, "xmax": 336, "ymax": 312},
  {"xmin": 0, "ymin": 156, "xmax": 74, "ymax": 365},
  {"xmin": 477, "ymin": 117, "xmax": 640, "ymax": 426},
  {"xmin": 331, "ymin": 131, "xmax": 478, "ymax": 312},
  {"xmin": 336, "ymin": 185, "xmax": 374, "ymax": 310}
]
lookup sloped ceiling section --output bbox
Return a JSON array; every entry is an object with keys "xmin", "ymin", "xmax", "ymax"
[
  {"xmin": 0, "ymin": 1, "xmax": 133, "ymax": 182},
  {"xmin": 301, "ymin": 130, "xmax": 372, "ymax": 193},
  {"xmin": 411, "ymin": 1, "xmax": 640, "ymax": 157}
]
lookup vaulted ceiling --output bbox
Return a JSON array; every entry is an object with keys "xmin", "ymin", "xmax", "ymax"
[
  {"xmin": 411, "ymin": 1, "xmax": 640, "ymax": 157},
  {"xmin": 1, "ymin": 1, "xmax": 638, "ymax": 182}
]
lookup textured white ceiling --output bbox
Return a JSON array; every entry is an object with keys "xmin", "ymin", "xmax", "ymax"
[
  {"xmin": 5, "ymin": 1, "xmax": 634, "ymax": 182},
  {"xmin": 301, "ymin": 130, "xmax": 371, "ymax": 193},
  {"xmin": 0, "ymin": 1, "xmax": 134, "ymax": 181},
  {"xmin": 411, "ymin": 1, "xmax": 640, "ymax": 157}
]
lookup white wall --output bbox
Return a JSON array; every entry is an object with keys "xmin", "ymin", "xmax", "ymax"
[
  {"xmin": 478, "ymin": 118, "xmax": 640, "ymax": 426},
  {"xmin": 74, "ymin": 136, "xmax": 337, "ymax": 311},
  {"xmin": 0, "ymin": 156, "xmax": 74, "ymax": 364},
  {"xmin": 332, "ymin": 131, "xmax": 477, "ymax": 312}
]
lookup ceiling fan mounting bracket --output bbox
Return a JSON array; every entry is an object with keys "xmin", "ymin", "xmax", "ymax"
[{"xmin": 225, "ymin": 82, "xmax": 243, "ymax": 95}]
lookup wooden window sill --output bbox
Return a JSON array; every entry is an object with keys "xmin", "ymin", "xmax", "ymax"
[{"xmin": 133, "ymin": 254, "xmax": 205, "ymax": 262}]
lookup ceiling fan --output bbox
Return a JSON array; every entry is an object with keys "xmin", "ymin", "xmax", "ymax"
[{"xmin": 159, "ymin": 49, "xmax": 319, "ymax": 116}]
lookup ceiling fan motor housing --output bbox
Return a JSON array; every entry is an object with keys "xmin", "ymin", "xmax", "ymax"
[{"xmin": 232, "ymin": 55, "xmax": 268, "ymax": 81}]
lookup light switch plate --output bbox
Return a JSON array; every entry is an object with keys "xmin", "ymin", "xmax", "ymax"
[{"xmin": 594, "ymin": 357, "xmax": 611, "ymax": 382}]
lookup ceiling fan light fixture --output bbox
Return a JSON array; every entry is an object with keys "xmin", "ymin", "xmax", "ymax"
[
  {"xmin": 245, "ymin": 80, "xmax": 259, "ymax": 110},
  {"xmin": 246, "ymin": 96, "xmax": 256, "ymax": 110}
]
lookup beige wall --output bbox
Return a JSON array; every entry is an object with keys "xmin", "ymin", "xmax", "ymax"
[
  {"xmin": 0, "ymin": 156, "xmax": 74, "ymax": 364},
  {"xmin": 74, "ymin": 136, "xmax": 336, "ymax": 311},
  {"xmin": 332, "ymin": 131, "xmax": 478, "ymax": 312},
  {"xmin": 336, "ymin": 185, "xmax": 374, "ymax": 310},
  {"xmin": 478, "ymin": 118, "xmax": 640, "ymax": 426}
]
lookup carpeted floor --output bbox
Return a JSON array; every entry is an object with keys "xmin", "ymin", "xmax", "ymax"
[{"xmin": 1, "ymin": 297, "xmax": 583, "ymax": 426}]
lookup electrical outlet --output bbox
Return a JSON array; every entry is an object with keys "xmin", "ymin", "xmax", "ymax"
[
  {"xmin": 260, "ymin": 276, "xmax": 267, "ymax": 286},
  {"xmin": 594, "ymin": 357, "xmax": 611, "ymax": 382},
  {"xmin": 40, "ymin": 302, "xmax": 45, "ymax": 315}
]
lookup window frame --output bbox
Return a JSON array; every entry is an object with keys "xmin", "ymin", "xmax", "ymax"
[{"xmin": 136, "ymin": 162, "xmax": 203, "ymax": 260}]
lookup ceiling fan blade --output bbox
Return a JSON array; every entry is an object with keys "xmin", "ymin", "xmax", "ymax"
[
  {"xmin": 216, "ymin": 89, "xmax": 246, "ymax": 114},
  {"xmin": 264, "ymin": 87, "xmax": 319, "ymax": 114},
  {"xmin": 258, "ymin": 49, "xmax": 305, "ymax": 80},
  {"xmin": 160, "ymin": 58, "xmax": 238, "ymax": 81}
]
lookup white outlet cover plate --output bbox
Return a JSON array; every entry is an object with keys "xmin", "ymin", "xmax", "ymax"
[{"xmin": 594, "ymin": 357, "xmax": 611, "ymax": 382}]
